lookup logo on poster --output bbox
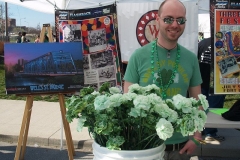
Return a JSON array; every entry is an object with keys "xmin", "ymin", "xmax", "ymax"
[
  {"xmin": 29, "ymin": 84, "xmax": 64, "ymax": 91},
  {"xmin": 215, "ymin": 2, "xmax": 228, "ymax": 8},
  {"xmin": 103, "ymin": 8, "xmax": 110, "ymax": 14},
  {"xmin": 136, "ymin": 10, "xmax": 159, "ymax": 46},
  {"xmin": 70, "ymin": 12, "xmax": 91, "ymax": 17},
  {"xmin": 104, "ymin": 17, "xmax": 110, "ymax": 25},
  {"xmin": 59, "ymin": 11, "xmax": 69, "ymax": 20},
  {"xmin": 231, "ymin": 2, "xmax": 240, "ymax": 8}
]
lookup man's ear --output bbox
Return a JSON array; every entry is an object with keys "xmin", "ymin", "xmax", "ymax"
[{"xmin": 155, "ymin": 14, "xmax": 160, "ymax": 22}]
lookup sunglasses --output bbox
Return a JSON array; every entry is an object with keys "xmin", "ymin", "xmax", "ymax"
[{"xmin": 162, "ymin": 17, "xmax": 187, "ymax": 25}]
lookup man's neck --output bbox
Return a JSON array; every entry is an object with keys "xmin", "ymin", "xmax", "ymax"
[{"xmin": 157, "ymin": 39, "xmax": 177, "ymax": 50}]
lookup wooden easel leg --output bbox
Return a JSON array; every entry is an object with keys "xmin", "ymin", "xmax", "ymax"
[
  {"xmin": 58, "ymin": 94, "xmax": 75, "ymax": 160},
  {"xmin": 20, "ymin": 96, "xmax": 33, "ymax": 160},
  {"xmin": 14, "ymin": 95, "xmax": 33, "ymax": 160}
]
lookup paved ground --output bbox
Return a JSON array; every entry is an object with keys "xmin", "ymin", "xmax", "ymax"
[
  {"xmin": 1, "ymin": 141, "xmax": 240, "ymax": 160},
  {"xmin": 0, "ymin": 141, "xmax": 93, "ymax": 160},
  {"xmin": 0, "ymin": 99, "xmax": 240, "ymax": 159},
  {"xmin": 0, "ymin": 99, "xmax": 93, "ymax": 149}
]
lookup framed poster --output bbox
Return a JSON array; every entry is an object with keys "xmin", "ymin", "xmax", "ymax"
[
  {"xmin": 214, "ymin": 8, "xmax": 240, "ymax": 94},
  {"xmin": 4, "ymin": 42, "xmax": 84, "ymax": 94},
  {"xmin": 55, "ymin": 4, "xmax": 122, "ymax": 90}
]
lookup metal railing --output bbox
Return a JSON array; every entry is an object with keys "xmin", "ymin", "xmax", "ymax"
[{"xmin": 0, "ymin": 36, "xmax": 10, "ymax": 42}]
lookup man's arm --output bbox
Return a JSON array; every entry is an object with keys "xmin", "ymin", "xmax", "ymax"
[
  {"xmin": 188, "ymin": 85, "xmax": 201, "ymax": 98},
  {"xmin": 123, "ymin": 81, "xmax": 133, "ymax": 93}
]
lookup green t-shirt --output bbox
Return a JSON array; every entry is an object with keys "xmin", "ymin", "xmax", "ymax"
[{"xmin": 124, "ymin": 41, "xmax": 202, "ymax": 144}]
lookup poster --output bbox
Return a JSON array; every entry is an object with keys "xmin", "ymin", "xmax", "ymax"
[
  {"xmin": 55, "ymin": 4, "xmax": 121, "ymax": 90},
  {"xmin": 4, "ymin": 43, "xmax": 84, "ymax": 94},
  {"xmin": 211, "ymin": 0, "xmax": 240, "ymax": 94}
]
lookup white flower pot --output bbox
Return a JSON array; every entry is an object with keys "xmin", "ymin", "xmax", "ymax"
[{"xmin": 92, "ymin": 141, "xmax": 166, "ymax": 160}]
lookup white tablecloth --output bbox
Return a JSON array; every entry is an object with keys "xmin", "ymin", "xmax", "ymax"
[{"xmin": 205, "ymin": 109, "xmax": 240, "ymax": 128}]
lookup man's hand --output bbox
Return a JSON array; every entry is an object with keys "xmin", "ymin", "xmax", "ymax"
[{"xmin": 179, "ymin": 140, "xmax": 197, "ymax": 155}]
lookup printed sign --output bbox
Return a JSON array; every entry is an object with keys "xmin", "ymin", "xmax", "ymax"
[
  {"xmin": 211, "ymin": 0, "xmax": 240, "ymax": 94},
  {"xmin": 55, "ymin": 4, "xmax": 122, "ymax": 90},
  {"xmin": 4, "ymin": 43, "xmax": 84, "ymax": 94}
]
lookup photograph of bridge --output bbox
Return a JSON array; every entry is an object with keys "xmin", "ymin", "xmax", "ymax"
[{"xmin": 4, "ymin": 42, "xmax": 84, "ymax": 94}]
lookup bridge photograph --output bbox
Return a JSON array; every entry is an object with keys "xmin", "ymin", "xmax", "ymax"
[{"xmin": 4, "ymin": 42, "xmax": 84, "ymax": 94}]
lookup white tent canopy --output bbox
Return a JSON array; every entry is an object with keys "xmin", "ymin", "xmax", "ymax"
[
  {"xmin": 1, "ymin": 0, "xmax": 63, "ymax": 13},
  {"xmin": 2, "ymin": 0, "xmax": 210, "ymax": 14},
  {"xmin": 1, "ymin": 0, "xmax": 212, "ymax": 38},
  {"xmin": 2, "ymin": 0, "xmax": 212, "ymax": 36},
  {"xmin": 2, "ymin": 0, "xmax": 211, "ymax": 57}
]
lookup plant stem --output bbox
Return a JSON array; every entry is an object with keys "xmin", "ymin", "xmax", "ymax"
[{"xmin": 131, "ymin": 133, "xmax": 157, "ymax": 149}]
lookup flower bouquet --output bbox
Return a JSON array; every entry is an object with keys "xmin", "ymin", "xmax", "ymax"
[{"xmin": 65, "ymin": 82, "xmax": 208, "ymax": 151}]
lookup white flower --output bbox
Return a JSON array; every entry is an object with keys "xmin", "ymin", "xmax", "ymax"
[
  {"xmin": 133, "ymin": 95, "xmax": 151, "ymax": 111},
  {"xmin": 142, "ymin": 84, "xmax": 160, "ymax": 94},
  {"xmin": 94, "ymin": 95, "xmax": 109, "ymax": 110},
  {"xmin": 197, "ymin": 110, "xmax": 207, "ymax": 131},
  {"xmin": 91, "ymin": 91, "xmax": 100, "ymax": 96},
  {"xmin": 154, "ymin": 102, "xmax": 178, "ymax": 123},
  {"xmin": 180, "ymin": 115, "xmax": 196, "ymax": 136},
  {"xmin": 121, "ymin": 93, "xmax": 137, "ymax": 101},
  {"xmin": 172, "ymin": 94, "xmax": 192, "ymax": 113},
  {"xmin": 198, "ymin": 110, "xmax": 207, "ymax": 122},
  {"xmin": 190, "ymin": 107, "xmax": 199, "ymax": 118},
  {"xmin": 194, "ymin": 117, "xmax": 204, "ymax": 132},
  {"xmin": 167, "ymin": 109, "xmax": 178, "ymax": 122},
  {"xmin": 108, "ymin": 94, "xmax": 123, "ymax": 107},
  {"xmin": 147, "ymin": 93, "xmax": 163, "ymax": 105},
  {"xmin": 198, "ymin": 94, "xmax": 209, "ymax": 110},
  {"xmin": 129, "ymin": 108, "xmax": 147, "ymax": 117},
  {"xmin": 109, "ymin": 87, "xmax": 122, "ymax": 94},
  {"xmin": 154, "ymin": 103, "xmax": 170, "ymax": 117},
  {"xmin": 128, "ymin": 84, "xmax": 142, "ymax": 93},
  {"xmin": 156, "ymin": 118, "xmax": 174, "ymax": 140},
  {"xmin": 190, "ymin": 97, "xmax": 198, "ymax": 106},
  {"xmin": 77, "ymin": 116, "xmax": 86, "ymax": 132},
  {"xmin": 171, "ymin": 94, "xmax": 185, "ymax": 110}
]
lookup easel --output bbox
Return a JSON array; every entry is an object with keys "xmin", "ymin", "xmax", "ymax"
[
  {"xmin": 39, "ymin": 23, "xmax": 53, "ymax": 42},
  {"xmin": 14, "ymin": 94, "xmax": 75, "ymax": 160}
]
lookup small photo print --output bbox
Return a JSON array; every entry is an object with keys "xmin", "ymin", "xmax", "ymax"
[
  {"xmin": 217, "ymin": 55, "xmax": 240, "ymax": 77},
  {"xmin": 98, "ymin": 66, "xmax": 115, "ymax": 81},
  {"xmin": 83, "ymin": 55, "xmax": 89, "ymax": 70},
  {"xmin": 90, "ymin": 50, "xmax": 114, "ymax": 69},
  {"xmin": 88, "ymin": 28, "xmax": 107, "ymax": 53},
  {"xmin": 84, "ymin": 83, "xmax": 98, "ymax": 90},
  {"xmin": 63, "ymin": 24, "xmax": 82, "ymax": 42}
]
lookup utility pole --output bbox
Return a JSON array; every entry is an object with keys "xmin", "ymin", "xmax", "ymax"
[
  {"xmin": 5, "ymin": 2, "xmax": 8, "ymax": 38},
  {"xmin": 0, "ymin": 4, "xmax": 3, "ymax": 36}
]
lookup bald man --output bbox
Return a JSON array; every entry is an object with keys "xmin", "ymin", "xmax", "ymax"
[{"xmin": 124, "ymin": 0, "xmax": 203, "ymax": 159}]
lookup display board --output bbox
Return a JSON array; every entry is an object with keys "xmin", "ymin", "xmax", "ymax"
[
  {"xmin": 4, "ymin": 42, "xmax": 84, "ymax": 94},
  {"xmin": 55, "ymin": 4, "xmax": 121, "ymax": 90},
  {"xmin": 210, "ymin": 0, "xmax": 240, "ymax": 94}
]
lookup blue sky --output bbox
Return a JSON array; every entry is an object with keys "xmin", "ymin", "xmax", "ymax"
[{"xmin": 0, "ymin": 1, "xmax": 54, "ymax": 28}]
